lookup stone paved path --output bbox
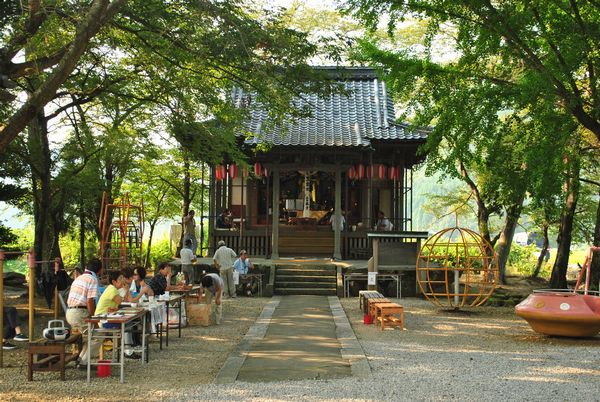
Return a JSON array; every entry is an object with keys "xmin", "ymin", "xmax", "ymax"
[{"xmin": 235, "ymin": 295, "xmax": 351, "ymax": 382}]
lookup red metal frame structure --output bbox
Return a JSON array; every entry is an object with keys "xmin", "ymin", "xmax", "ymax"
[{"xmin": 98, "ymin": 192, "xmax": 144, "ymax": 273}]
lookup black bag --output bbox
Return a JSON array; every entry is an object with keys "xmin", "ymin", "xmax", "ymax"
[{"xmin": 55, "ymin": 269, "xmax": 72, "ymax": 291}]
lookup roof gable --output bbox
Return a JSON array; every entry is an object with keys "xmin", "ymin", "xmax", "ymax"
[{"xmin": 234, "ymin": 67, "xmax": 428, "ymax": 148}]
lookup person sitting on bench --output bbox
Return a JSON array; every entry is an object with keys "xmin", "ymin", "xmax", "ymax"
[{"xmin": 3, "ymin": 306, "xmax": 28, "ymax": 350}]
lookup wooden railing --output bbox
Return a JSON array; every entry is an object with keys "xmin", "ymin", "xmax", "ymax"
[
  {"xmin": 211, "ymin": 229, "xmax": 272, "ymax": 257},
  {"xmin": 211, "ymin": 229, "xmax": 429, "ymax": 260}
]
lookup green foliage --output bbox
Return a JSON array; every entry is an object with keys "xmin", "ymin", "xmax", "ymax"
[
  {"xmin": 58, "ymin": 233, "xmax": 98, "ymax": 268},
  {"xmin": 505, "ymin": 243, "xmax": 554, "ymax": 278},
  {"xmin": 3, "ymin": 258, "xmax": 28, "ymax": 275},
  {"xmin": 0, "ymin": 222, "xmax": 17, "ymax": 246},
  {"xmin": 9, "ymin": 226, "xmax": 34, "ymax": 251},
  {"xmin": 147, "ymin": 237, "xmax": 173, "ymax": 269}
]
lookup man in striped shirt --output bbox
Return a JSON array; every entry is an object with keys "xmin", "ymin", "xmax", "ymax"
[{"xmin": 66, "ymin": 258, "xmax": 102, "ymax": 366}]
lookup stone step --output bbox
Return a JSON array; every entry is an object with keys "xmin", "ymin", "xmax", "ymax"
[
  {"xmin": 275, "ymin": 287, "xmax": 337, "ymax": 296},
  {"xmin": 275, "ymin": 281, "xmax": 336, "ymax": 289}
]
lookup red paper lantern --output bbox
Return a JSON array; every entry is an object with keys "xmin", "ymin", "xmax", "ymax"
[
  {"xmin": 215, "ymin": 165, "xmax": 222, "ymax": 181},
  {"xmin": 263, "ymin": 167, "xmax": 269, "ymax": 177},
  {"xmin": 388, "ymin": 166, "xmax": 396, "ymax": 180},
  {"xmin": 366, "ymin": 164, "xmax": 374, "ymax": 179},
  {"xmin": 377, "ymin": 164, "xmax": 386, "ymax": 180},
  {"xmin": 243, "ymin": 168, "xmax": 249, "ymax": 178},
  {"xmin": 254, "ymin": 162, "xmax": 262, "ymax": 177},
  {"xmin": 347, "ymin": 166, "xmax": 356, "ymax": 180},
  {"xmin": 356, "ymin": 164, "xmax": 365, "ymax": 179},
  {"xmin": 228, "ymin": 163, "xmax": 238, "ymax": 179},
  {"xmin": 395, "ymin": 167, "xmax": 402, "ymax": 181}
]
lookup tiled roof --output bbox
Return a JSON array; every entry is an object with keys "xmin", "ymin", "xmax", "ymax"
[{"xmin": 234, "ymin": 67, "xmax": 428, "ymax": 148}]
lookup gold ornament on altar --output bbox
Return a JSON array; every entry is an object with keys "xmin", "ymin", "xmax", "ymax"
[{"xmin": 416, "ymin": 227, "xmax": 498, "ymax": 309}]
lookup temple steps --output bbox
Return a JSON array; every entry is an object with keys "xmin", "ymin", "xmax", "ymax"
[
  {"xmin": 278, "ymin": 230, "xmax": 334, "ymax": 257},
  {"xmin": 274, "ymin": 264, "xmax": 337, "ymax": 296}
]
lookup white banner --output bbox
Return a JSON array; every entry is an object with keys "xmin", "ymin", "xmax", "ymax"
[{"xmin": 368, "ymin": 272, "xmax": 377, "ymax": 286}]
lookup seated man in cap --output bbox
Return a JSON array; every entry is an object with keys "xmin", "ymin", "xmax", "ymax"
[{"xmin": 233, "ymin": 250, "xmax": 256, "ymax": 296}]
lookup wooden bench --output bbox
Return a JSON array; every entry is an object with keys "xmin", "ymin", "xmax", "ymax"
[
  {"xmin": 368, "ymin": 298, "xmax": 390, "ymax": 319},
  {"xmin": 359, "ymin": 291, "xmax": 385, "ymax": 314},
  {"xmin": 375, "ymin": 303, "xmax": 404, "ymax": 330},
  {"xmin": 28, "ymin": 333, "xmax": 82, "ymax": 381}
]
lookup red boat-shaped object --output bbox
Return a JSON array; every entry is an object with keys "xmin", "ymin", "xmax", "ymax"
[{"xmin": 515, "ymin": 246, "xmax": 600, "ymax": 337}]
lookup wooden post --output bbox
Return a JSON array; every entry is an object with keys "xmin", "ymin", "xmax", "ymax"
[
  {"xmin": 369, "ymin": 238, "xmax": 379, "ymax": 291},
  {"xmin": 208, "ymin": 165, "xmax": 216, "ymax": 255},
  {"xmin": 200, "ymin": 162, "xmax": 205, "ymax": 257},
  {"xmin": 367, "ymin": 154, "xmax": 373, "ymax": 229},
  {"xmin": 0, "ymin": 249, "xmax": 4, "ymax": 367},
  {"xmin": 333, "ymin": 166, "xmax": 342, "ymax": 260},
  {"xmin": 54, "ymin": 258, "xmax": 61, "ymax": 319},
  {"xmin": 271, "ymin": 168, "xmax": 280, "ymax": 260},
  {"xmin": 28, "ymin": 249, "xmax": 35, "ymax": 340}
]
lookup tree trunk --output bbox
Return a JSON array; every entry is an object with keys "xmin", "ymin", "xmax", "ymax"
[
  {"xmin": 144, "ymin": 221, "xmax": 156, "ymax": 269},
  {"xmin": 494, "ymin": 196, "xmax": 525, "ymax": 284},
  {"xmin": 28, "ymin": 109, "xmax": 56, "ymax": 275},
  {"xmin": 532, "ymin": 223, "xmax": 550, "ymax": 278},
  {"xmin": 590, "ymin": 189, "xmax": 600, "ymax": 290},
  {"xmin": 459, "ymin": 161, "xmax": 493, "ymax": 245},
  {"xmin": 79, "ymin": 195, "xmax": 86, "ymax": 267},
  {"xmin": 177, "ymin": 155, "xmax": 192, "ymax": 258},
  {"xmin": 550, "ymin": 159, "xmax": 580, "ymax": 289}
]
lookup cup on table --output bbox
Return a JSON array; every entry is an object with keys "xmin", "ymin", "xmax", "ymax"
[
  {"xmin": 164, "ymin": 291, "xmax": 170, "ymax": 299},
  {"xmin": 148, "ymin": 296, "xmax": 155, "ymax": 303},
  {"xmin": 130, "ymin": 302, "xmax": 137, "ymax": 308}
]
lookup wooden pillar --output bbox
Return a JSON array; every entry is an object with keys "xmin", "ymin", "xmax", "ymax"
[
  {"xmin": 369, "ymin": 238, "xmax": 379, "ymax": 291},
  {"xmin": 0, "ymin": 249, "xmax": 4, "ymax": 367},
  {"xmin": 271, "ymin": 168, "xmax": 280, "ymax": 259},
  {"xmin": 398, "ymin": 167, "xmax": 405, "ymax": 231},
  {"xmin": 344, "ymin": 167, "xmax": 349, "ymax": 259},
  {"xmin": 200, "ymin": 163, "xmax": 205, "ymax": 257},
  {"xmin": 334, "ymin": 166, "xmax": 342, "ymax": 260},
  {"xmin": 239, "ymin": 174, "xmax": 245, "ymax": 249},
  {"xmin": 208, "ymin": 165, "xmax": 216, "ymax": 255},
  {"xmin": 367, "ymin": 154, "xmax": 373, "ymax": 229},
  {"xmin": 28, "ymin": 250, "xmax": 35, "ymax": 339}
]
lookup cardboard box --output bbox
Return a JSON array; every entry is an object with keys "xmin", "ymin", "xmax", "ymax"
[{"xmin": 186, "ymin": 303, "xmax": 210, "ymax": 326}]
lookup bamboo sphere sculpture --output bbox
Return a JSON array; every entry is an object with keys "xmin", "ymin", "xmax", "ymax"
[{"xmin": 417, "ymin": 227, "xmax": 499, "ymax": 309}]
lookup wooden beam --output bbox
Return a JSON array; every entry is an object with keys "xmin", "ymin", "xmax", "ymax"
[
  {"xmin": 271, "ymin": 169, "xmax": 280, "ymax": 259},
  {"xmin": 334, "ymin": 166, "xmax": 342, "ymax": 260}
]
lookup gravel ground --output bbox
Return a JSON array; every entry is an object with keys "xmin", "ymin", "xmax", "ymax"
[
  {"xmin": 0, "ymin": 297, "xmax": 269, "ymax": 401},
  {"xmin": 3, "ymin": 297, "xmax": 600, "ymax": 401},
  {"xmin": 167, "ymin": 298, "xmax": 600, "ymax": 402}
]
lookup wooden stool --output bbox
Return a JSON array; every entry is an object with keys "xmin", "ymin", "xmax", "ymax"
[
  {"xmin": 360, "ymin": 291, "xmax": 384, "ymax": 313},
  {"xmin": 28, "ymin": 333, "xmax": 82, "ymax": 381},
  {"xmin": 368, "ymin": 298, "xmax": 390, "ymax": 320},
  {"xmin": 375, "ymin": 303, "xmax": 404, "ymax": 330}
]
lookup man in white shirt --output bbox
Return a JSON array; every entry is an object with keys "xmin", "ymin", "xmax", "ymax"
[
  {"xmin": 213, "ymin": 240, "xmax": 237, "ymax": 298},
  {"xmin": 375, "ymin": 211, "xmax": 393, "ymax": 231},
  {"xmin": 329, "ymin": 209, "xmax": 345, "ymax": 231},
  {"xmin": 180, "ymin": 239, "xmax": 196, "ymax": 284}
]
